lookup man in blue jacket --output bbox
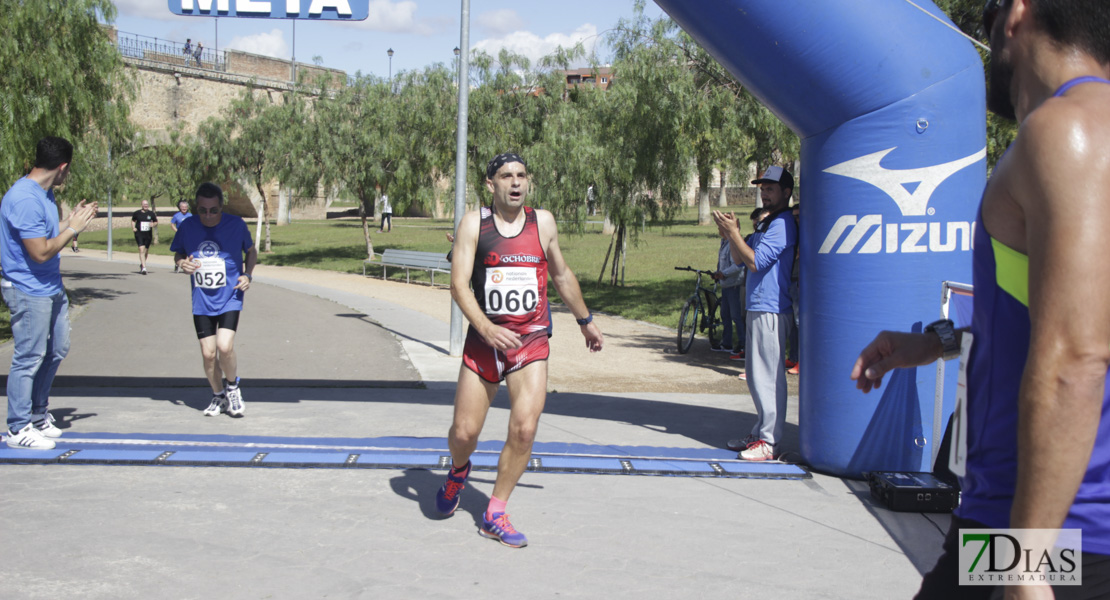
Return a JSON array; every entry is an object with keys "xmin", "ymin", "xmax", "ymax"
[{"xmin": 714, "ymin": 166, "xmax": 797, "ymax": 461}]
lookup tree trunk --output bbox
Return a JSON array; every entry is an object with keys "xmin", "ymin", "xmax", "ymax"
[
  {"xmin": 359, "ymin": 194, "xmax": 375, "ymax": 260},
  {"xmin": 597, "ymin": 229, "xmax": 616, "ymax": 286},
  {"xmin": 602, "ymin": 214, "xmax": 616, "ymax": 235},
  {"xmin": 276, "ymin": 186, "xmax": 290, "ymax": 226},
  {"xmin": 254, "ymin": 183, "xmax": 272, "ymax": 253},
  {"xmin": 718, "ymin": 170, "xmax": 728, "ymax": 207},
  {"xmin": 609, "ymin": 225, "xmax": 624, "ymax": 286},
  {"xmin": 697, "ymin": 172, "xmax": 712, "ymax": 226},
  {"xmin": 149, "ymin": 196, "xmax": 160, "ymax": 245}
]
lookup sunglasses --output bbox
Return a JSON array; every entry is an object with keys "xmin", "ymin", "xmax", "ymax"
[{"xmin": 981, "ymin": 0, "xmax": 1003, "ymax": 39}]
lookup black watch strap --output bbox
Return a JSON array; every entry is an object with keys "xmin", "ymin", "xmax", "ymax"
[{"xmin": 925, "ymin": 319, "xmax": 959, "ymax": 361}]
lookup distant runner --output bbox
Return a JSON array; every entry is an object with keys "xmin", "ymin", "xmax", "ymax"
[
  {"xmin": 131, "ymin": 199, "xmax": 157, "ymax": 275},
  {"xmin": 170, "ymin": 200, "xmax": 192, "ymax": 273}
]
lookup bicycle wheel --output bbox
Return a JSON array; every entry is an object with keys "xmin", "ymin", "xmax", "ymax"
[
  {"xmin": 677, "ymin": 297, "xmax": 699, "ymax": 354},
  {"xmin": 705, "ymin": 296, "xmax": 723, "ymax": 349}
]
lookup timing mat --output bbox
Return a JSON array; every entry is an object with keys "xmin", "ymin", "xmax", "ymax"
[{"xmin": 0, "ymin": 433, "xmax": 809, "ymax": 479}]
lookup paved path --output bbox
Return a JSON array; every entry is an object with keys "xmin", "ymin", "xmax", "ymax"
[{"xmin": 0, "ymin": 252, "xmax": 948, "ymax": 599}]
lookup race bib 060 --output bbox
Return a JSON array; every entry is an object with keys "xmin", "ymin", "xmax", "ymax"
[
  {"xmin": 193, "ymin": 256, "xmax": 228, "ymax": 290},
  {"xmin": 484, "ymin": 267, "xmax": 539, "ymax": 316}
]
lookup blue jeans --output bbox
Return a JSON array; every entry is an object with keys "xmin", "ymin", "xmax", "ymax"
[
  {"xmin": 719, "ymin": 285, "xmax": 744, "ymax": 350},
  {"xmin": 3, "ymin": 285, "xmax": 70, "ymax": 432}
]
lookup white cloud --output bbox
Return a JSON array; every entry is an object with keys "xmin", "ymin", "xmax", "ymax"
[
  {"xmin": 472, "ymin": 23, "xmax": 599, "ymax": 66},
  {"xmin": 114, "ymin": 0, "xmax": 180, "ymax": 20},
  {"xmin": 226, "ymin": 28, "xmax": 289, "ymax": 59},
  {"xmin": 475, "ymin": 9, "xmax": 524, "ymax": 37},
  {"xmin": 342, "ymin": 0, "xmax": 437, "ymax": 34}
]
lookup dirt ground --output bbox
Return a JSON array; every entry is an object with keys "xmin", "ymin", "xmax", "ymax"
[{"xmin": 94, "ymin": 250, "xmax": 800, "ymax": 396}]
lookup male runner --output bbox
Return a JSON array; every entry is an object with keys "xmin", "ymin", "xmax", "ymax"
[
  {"xmin": 131, "ymin": 199, "xmax": 157, "ymax": 274},
  {"xmin": 170, "ymin": 200, "xmax": 193, "ymax": 273},
  {"xmin": 1, "ymin": 137, "xmax": 97, "ymax": 449},
  {"xmin": 852, "ymin": 1, "xmax": 1110, "ymax": 597},
  {"xmin": 171, "ymin": 183, "xmax": 256, "ymax": 418},
  {"xmin": 435, "ymin": 152, "xmax": 603, "ymax": 548}
]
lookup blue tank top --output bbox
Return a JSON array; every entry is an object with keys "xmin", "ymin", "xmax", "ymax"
[{"xmin": 959, "ymin": 76, "xmax": 1110, "ymax": 554}]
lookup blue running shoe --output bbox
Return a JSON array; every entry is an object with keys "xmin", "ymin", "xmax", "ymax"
[
  {"xmin": 435, "ymin": 461, "xmax": 470, "ymax": 516},
  {"xmin": 479, "ymin": 512, "xmax": 528, "ymax": 548}
]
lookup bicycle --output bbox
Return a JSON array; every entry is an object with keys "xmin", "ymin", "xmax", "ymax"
[{"xmin": 674, "ymin": 266, "xmax": 723, "ymax": 354}]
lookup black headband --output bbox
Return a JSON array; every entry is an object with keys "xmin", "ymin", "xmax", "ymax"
[{"xmin": 486, "ymin": 153, "xmax": 527, "ymax": 179}]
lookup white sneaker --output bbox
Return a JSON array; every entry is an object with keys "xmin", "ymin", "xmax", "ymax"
[
  {"xmin": 6, "ymin": 423, "xmax": 56, "ymax": 449},
  {"xmin": 738, "ymin": 440, "xmax": 775, "ymax": 461},
  {"xmin": 226, "ymin": 380, "xmax": 244, "ymax": 417},
  {"xmin": 203, "ymin": 394, "xmax": 228, "ymax": 417},
  {"xmin": 33, "ymin": 413, "xmax": 62, "ymax": 438}
]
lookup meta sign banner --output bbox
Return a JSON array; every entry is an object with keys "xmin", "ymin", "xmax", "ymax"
[{"xmin": 168, "ymin": 0, "xmax": 369, "ymax": 20}]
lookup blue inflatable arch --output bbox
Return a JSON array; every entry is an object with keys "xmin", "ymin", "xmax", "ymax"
[{"xmin": 653, "ymin": 0, "xmax": 986, "ymax": 477}]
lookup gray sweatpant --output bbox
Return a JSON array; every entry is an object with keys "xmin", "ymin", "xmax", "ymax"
[{"xmin": 745, "ymin": 310, "xmax": 789, "ymax": 446}]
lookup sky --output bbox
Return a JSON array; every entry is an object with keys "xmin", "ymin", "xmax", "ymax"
[{"xmin": 108, "ymin": 0, "xmax": 668, "ymax": 78}]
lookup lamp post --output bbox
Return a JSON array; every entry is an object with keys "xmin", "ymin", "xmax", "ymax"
[
  {"xmin": 387, "ymin": 47, "xmax": 394, "ymax": 86},
  {"xmin": 449, "ymin": 0, "xmax": 470, "ymax": 356},
  {"xmin": 453, "ymin": 46, "xmax": 460, "ymax": 87}
]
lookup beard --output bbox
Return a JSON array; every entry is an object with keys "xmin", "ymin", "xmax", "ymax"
[
  {"xmin": 986, "ymin": 22, "xmax": 1017, "ymax": 121},
  {"xmin": 987, "ymin": 55, "xmax": 1017, "ymax": 121}
]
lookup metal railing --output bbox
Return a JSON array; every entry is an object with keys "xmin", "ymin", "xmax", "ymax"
[{"xmin": 116, "ymin": 30, "xmax": 227, "ymax": 72}]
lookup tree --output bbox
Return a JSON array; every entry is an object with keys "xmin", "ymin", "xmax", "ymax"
[
  {"xmin": 0, "ymin": 0, "xmax": 135, "ymax": 187},
  {"xmin": 196, "ymin": 89, "xmax": 302, "ymax": 253},
  {"xmin": 314, "ymin": 76, "xmax": 392, "ymax": 259},
  {"xmin": 314, "ymin": 65, "xmax": 457, "ymax": 260},
  {"xmin": 465, "ymin": 49, "xmax": 565, "ymax": 201},
  {"xmin": 933, "ymin": 0, "xmax": 1017, "ymax": 169},
  {"xmin": 115, "ymin": 128, "xmax": 196, "ymax": 245}
]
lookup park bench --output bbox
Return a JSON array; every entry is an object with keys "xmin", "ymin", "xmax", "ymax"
[{"xmin": 364, "ymin": 249, "xmax": 452, "ymax": 286}]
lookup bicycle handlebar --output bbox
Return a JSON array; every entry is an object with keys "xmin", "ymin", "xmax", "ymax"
[{"xmin": 674, "ymin": 266, "xmax": 717, "ymax": 276}]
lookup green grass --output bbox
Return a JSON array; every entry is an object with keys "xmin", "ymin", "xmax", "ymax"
[{"xmin": 51, "ymin": 204, "xmax": 757, "ymax": 331}]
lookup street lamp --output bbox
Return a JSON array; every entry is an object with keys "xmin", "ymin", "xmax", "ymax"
[{"xmin": 387, "ymin": 47, "xmax": 394, "ymax": 84}]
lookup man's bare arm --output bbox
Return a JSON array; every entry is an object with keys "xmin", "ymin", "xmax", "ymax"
[
  {"xmin": 21, "ymin": 200, "xmax": 97, "ymax": 264},
  {"xmin": 538, "ymin": 210, "xmax": 602, "ymax": 351},
  {"xmin": 450, "ymin": 211, "xmax": 522, "ymax": 350},
  {"xmin": 1006, "ymin": 99, "xmax": 1110, "ymax": 535}
]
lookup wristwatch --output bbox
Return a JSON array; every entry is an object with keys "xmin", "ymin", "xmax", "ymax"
[{"xmin": 924, "ymin": 319, "xmax": 960, "ymax": 361}]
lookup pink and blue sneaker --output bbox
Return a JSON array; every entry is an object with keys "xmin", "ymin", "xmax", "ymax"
[
  {"xmin": 479, "ymin": 512, "xmax": 528, "ymax": 548},
  {"xmin": 435, "ymin": 461, "xmax": 470, "ymax": 516}
]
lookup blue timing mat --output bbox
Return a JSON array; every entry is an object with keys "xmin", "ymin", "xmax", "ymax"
[{"xmin": 0, "ymin": 433, "xmax": 808, "ymax": 479}]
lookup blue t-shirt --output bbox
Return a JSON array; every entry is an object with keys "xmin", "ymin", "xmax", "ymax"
[
  {"xmin": 0, "ymin": 177, "xmax": 63, "ymax": 296},
  {"xmin": 744, "ymin": 211, "xmax": 796, "ymax": 313},
  {"xmin": 169, "ymin": 214, "xmax": 254, "ymax": 316},
  {"xmin": 170, "ymin": 211, "xmax": 193, "ymax": 229}
]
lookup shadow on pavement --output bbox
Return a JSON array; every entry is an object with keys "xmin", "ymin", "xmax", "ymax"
[
  {"xmin": 842, "ymin": 478, "xmax": 951, "ymax": 577},
  {"xmin": 29, "ymin": 374, "xmax": 796, "ymax": 453}
]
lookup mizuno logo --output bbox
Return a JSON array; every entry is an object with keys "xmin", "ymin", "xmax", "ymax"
[
  {"xmin": 818, "ymin": 215, "xmax": 974, "ymax": 254},
  {"xmin": 823, "ymin": 147, "xmax": 986, "ymax": 216}
]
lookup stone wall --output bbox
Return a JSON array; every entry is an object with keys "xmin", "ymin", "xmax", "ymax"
[{"xmin": 121, "ymin": 38, "xmax": 347, "ymax": 220}]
